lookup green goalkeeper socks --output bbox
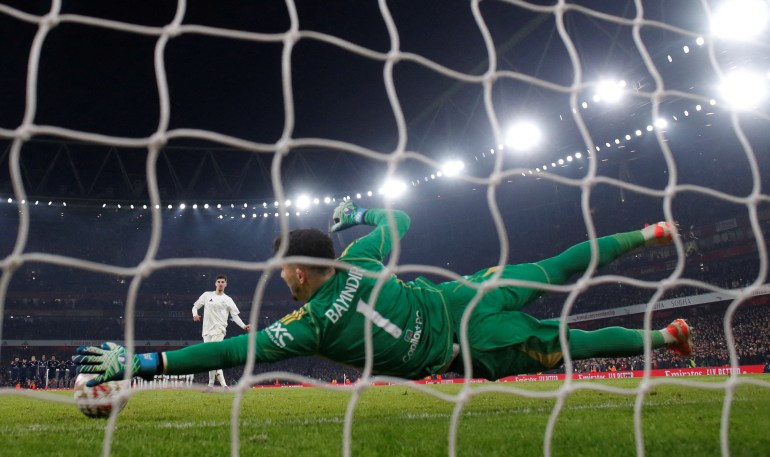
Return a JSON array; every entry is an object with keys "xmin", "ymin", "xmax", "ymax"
[
  {"xmin": 568, "ymin": 327, "xmax": 665, "ymax": 359},
  {"xmin": 536, "ymin": 231, "xmax": 645, "ymax": 285}
]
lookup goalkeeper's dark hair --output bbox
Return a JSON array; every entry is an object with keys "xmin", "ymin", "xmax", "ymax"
[{"xmin": 274, "ymin": 228, "xmax": 336, "ymax": 273}]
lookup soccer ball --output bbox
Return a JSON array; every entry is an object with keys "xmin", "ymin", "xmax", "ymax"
[{"xmin": 73, "ymin": 373, "xmax": 129, "ymax": 418}]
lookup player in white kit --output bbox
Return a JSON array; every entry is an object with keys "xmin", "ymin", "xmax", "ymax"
[{"xmin": 192, "ymin": 274, "xmax": 250, "ymax": 391}]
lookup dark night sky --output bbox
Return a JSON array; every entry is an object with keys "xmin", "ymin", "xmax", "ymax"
[{"xmin": 0, "ymin": 0, "xmax": 768, "ymax": 245}]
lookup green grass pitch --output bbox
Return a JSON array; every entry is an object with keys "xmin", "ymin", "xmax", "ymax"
[{"xmin": 1, "ymin": 376, "xmax": 769, "ymax": 457}]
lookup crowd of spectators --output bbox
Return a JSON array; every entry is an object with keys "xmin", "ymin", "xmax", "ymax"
[
  {"xmin": 3, "ymin": 300, "xmax": 768, "ymax": 387},
  {"xmin": 3, "ymin": 198, "xmax": 770, "ymax": 387}
]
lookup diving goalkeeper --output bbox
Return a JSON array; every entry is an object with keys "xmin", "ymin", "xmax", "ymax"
[{"xmin": 73, "ymin": 201, "xmax": 692, "ymax": 385}]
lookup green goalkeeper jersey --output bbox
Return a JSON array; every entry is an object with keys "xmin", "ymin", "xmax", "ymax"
[{"xmin": 247, "ymin": 208, "xmax": 455, "ymax": 379}]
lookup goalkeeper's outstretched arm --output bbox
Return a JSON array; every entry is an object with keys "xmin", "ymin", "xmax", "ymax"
[{"xmin": 73, "ymin": 308, "xmax": 319, "ymax": 386}]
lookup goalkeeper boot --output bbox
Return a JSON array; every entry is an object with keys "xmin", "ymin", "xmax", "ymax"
[
  {"xmin": 664, "ymin": 319, "xmax": 693, "ymax": 356},
  {"xmin": 643, "ymin": 221, "xmax": 677, "ymax": 246}
]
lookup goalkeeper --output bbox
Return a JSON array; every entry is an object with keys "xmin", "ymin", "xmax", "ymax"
[{"xmin": 73, "ymin": 201, "xmax": 692, "ymax": 385}]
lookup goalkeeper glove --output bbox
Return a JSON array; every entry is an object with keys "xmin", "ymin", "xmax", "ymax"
[
  {"xmin": 72, "ymin": 342, "xmax": 159, "ymax": 387},
  {"xmin": 331, "ymin": 200, "xmax": 367, "ymax": 232}
]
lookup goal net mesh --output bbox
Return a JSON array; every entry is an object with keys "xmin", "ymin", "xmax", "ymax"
[{"xmin": 1, "ymin": 0, "xmax": 769, "ymax": 456}]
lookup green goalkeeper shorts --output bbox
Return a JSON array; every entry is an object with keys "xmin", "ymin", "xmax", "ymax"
[{"xmin": 439, "ymin": 263, "xmax": 565, "ymax": 380}]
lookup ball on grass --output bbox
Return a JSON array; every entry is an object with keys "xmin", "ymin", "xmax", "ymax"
[{"xmin": 73, "ymin": 373, "xmax": 129, "ymax": 418}]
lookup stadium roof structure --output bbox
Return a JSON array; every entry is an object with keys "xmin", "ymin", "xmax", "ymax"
[{"xmin": 0, "ymin": 0, "xmax": 768, "ymax": 210}]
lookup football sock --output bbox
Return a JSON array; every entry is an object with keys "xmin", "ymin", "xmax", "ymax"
[
  {"xmin": 536, "ymin": 231, "xmax": 644, "ymax": 285},
  {"xmin": 569, "ymin": 327, "xmax": 665, "ymax": 359}
]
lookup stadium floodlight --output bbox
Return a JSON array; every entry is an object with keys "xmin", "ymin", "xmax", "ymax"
[
  {"xmin": 719, "ymin": 70, "xmax": 767, "ymax": 110},
  {"xmin": 217, "ymin": 203, "xmax": 222, "ymax": 209},
  {"xmin": 356, "ymin": 193, "xmax": 362, "ymax": 199},
  {"xmin": 313, "ymin": 198, "xmax": 319, "ymax": 205},
  {"xmin": 654, "ymin": 118, "xmax": 669, "ymax": 129},
  {"xmin": 711, "ymin": 0, "xmax": 769, "ymax": 40},
  {"xmin": 441, "ymin": 159, "xmax": 465, "ymax": 177},
  {"xmin": 696, "ymin": 36, "xmax": 705, "ymax": 46},
  {"xmin": 204, "ymin": 203, "xmax": 209, "ymax": 209},
  {"xmin": 192, "ymin": 204, "xmax": 197, "ymax": 209},
  {"xmin": 504, "ymin": 121, "xmax": 542, "ymax": 152},
  {"xmin": 379, "ymin": 179, "xmax": 408, "ymax": 199},
  {"xmin": 296, "ymin": 194, "xmax": 311, "ymax": 210},
  {"xmin": 575, "ymin": 152, "xmax": 582, "ymax": 159},
  {"xmin": 167, "ymin": 204, "xmax": 172, "ymax": 209},
  {"xmin": 324, "ymin": 196, "xmax": 331, "ymax": 204},
  {"xmin": 102, "ymin": 203, "xmax": 106, "ymax": 208},
  {"xmin": 179, "ymin": 203, "xmax": 186, "ymax": 209},
  {"xmin": 6, "ymin": 198, "xmax": 11, "ymax": 203},
  {"xmin": 595, "ymin": 80, "xmax": 624, "ymax": 103},
  {"xmin": 367, "ymin": 190, "xmax": 373, "ymax": 197}
]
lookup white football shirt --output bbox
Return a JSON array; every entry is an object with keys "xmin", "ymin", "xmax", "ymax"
[{"xmin": 192, "ymin": 291, "xmax": 246, "ymax": 337}]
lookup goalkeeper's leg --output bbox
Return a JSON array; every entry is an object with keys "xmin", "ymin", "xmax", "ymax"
[
  {"xmin": 474, "ymin": 223, "xmax": 674, "ymax": 313},
  {"xmin": 535, "ymin": 222, "xmax": 675, "ymax": 285},
  {"xmin": 569, "ymin": 319, "xmax": 693, "ymax": 358},
  {"xmin": 463, "ymin": 315, "xmax": 692, "ymax": 379}
]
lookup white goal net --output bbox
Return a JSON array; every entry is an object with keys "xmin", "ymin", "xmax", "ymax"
[{"xmin": 1, "ymin": 0, "xmax": 769, "ymax": 456}]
